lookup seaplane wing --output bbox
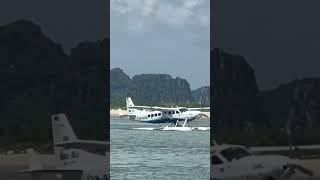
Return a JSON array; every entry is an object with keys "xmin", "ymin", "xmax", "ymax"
[
  {"xmin": 250, "ymin": 144, "xmax": 320, "ymax": 159},
  {"xmin": 131, "ymin": 106, "xmax": 211, "ymax": 112},
  {"xmin": 187, "ymin": 107, "xmax": 210, "ymax": 111},
  {"xmin": 130, "ymin": 105, "xmax": 178, "ymax": 111},
  {"xmin": 126, "ymin": 97, "xmax": 209, "ymax": 112},
  {"xmin": 55, "ymin": 140, "xmax": 109, "ymax": 155},
  {"xmin": 250, "ymin": 144, "xmax": 320, "ymax": 152}
]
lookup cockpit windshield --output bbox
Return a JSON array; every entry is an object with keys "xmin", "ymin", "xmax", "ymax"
[
  {"xmin": 220, "ymin": 147, "xmax": 252, "ymax": 162},
  {"xmin": 179, "ymin": 108, "xmax": 188, "ymax": 112}
]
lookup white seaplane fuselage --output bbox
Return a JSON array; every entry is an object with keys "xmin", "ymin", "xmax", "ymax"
[
  {"xmin": 211, "ymin": 144, "xmax": 313, "ymax": 180},
  {"xmin": 128, "ymin": 108, "xmax": 201, "ymax": 123},
  {"xmin": 125, "ymin": 97, "xmax": 210, "ymax": 131}
]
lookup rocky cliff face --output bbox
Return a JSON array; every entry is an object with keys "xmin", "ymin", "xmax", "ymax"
[
  {"xmin": 65, "ymin": 39, "xmax": 109, "ymax": 140},
  {"xmin": 0, "ymin": 20, "xmax": 108, "ymax": 143},
  {"xmin": 110, "ymin": 68, "xmax": 131, "ymax": 106},
  {"xmin": 110, "ymin": 68, "xmax": 195, "ymax": 105},
  {"xmin": 130, "ymin": 74, "xmax": 194, "ymax": 104},
  {"xmin": 0, "ymin": 20, "xmax": 68, "ymax": 142},
  {"xmin": 212, "ymin": 48, "xmax": 320, "ymax": 145},
  {"xmin": 0, "ymin": 20, "xmax": 67, "ymax": 99},
  {"xmin": 212, "ymin": 48, "xmax": 268, "ymax": 130},
  {"xmin": 261, "ymin": 78, "xmax": 320, "ymax": 129},
  {"xmin": 192, "ymin": 86, "xmax": 210, "ymax": 106}
]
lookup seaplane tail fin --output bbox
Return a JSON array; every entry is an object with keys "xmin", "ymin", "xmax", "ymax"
[
  {"xmin": 126, "ymin": 97, "xmax": 134, "ymax": 108},
  {"xmin": 26, "ymin": 148, "xmax": 43, "ymax": 171},
  {"xmin": 51, "ymin": 113, "xmax": 77, "ymax": 145},
  {"xmin": 51, "ymin": 113, "xmax": 78, "ymax": 168}
]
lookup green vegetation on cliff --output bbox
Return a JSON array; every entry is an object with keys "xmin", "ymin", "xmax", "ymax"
[{"xmin": 110, "ymin": 68, "xmax": 210, "ymax": 107}]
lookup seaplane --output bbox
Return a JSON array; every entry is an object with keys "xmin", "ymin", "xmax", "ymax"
[
  {"xmin": 124, "ymin": 97, "xmax": 210, "ymax": 131},
  {"xmin": 22, "ymin": 113, "xmax": 109, "ymax": 180},
  {"xmin": 211, "ymin": 140, "xmax": 314, "ymax": 180}
]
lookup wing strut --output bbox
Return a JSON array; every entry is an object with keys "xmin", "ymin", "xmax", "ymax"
[
  {"xmin": 182, "ymin": 118, "xmax": 188, "ymax": 127},
  {"xmin": 174, "ymin": 120, "xmax": 179, "ymax": 127}
]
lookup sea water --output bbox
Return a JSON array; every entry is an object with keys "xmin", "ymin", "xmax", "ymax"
[{"xmin": 110, "ymin": 118, "xmax": 210, "ymax": 180}]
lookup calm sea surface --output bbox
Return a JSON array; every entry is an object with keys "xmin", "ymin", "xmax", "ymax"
[{"xmin": 110, "ymin": 118, "xmax": 210, "ymax": 180}]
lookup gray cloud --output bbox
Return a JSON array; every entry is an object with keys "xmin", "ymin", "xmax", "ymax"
[
  {"xmin": 0, "ymin": 0, "xmax": 109, "ymax": 52},
  {"xmin": 111, "ymin": 0, "xmax": 209, "ymax": 32},
  {"xmin": 111, "ymin": 0, "xmax": 210, "ymax": 89},
  {"xmin": 213, "ymin": 0, "xmax": 320, "ymax": 90}
]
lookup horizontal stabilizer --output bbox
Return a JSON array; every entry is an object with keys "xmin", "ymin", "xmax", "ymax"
[{"xmin": 21, "ymin": 169, "xmax": 83, "ymax": 180}]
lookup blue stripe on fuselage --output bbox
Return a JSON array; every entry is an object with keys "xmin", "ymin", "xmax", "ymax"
[{"xmin": 142, "ymin": 118, "xmax": 185, "ymax": 124}]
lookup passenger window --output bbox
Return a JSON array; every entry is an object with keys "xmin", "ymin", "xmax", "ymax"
[
  {"xmin": 71, "ymin": 151, "xmax": 79, "ymax": 158},
  {"xmin": 176, "ymin": 111, "xmax": 179, "ymax": 114},
  {"xmin": 148, "ymin": 114, "xmax": 150, "ymax": 117},
  {"xmin": 155, "ymin": 113, "xmax": 157, "ymax": 116},
  {"xmin": 60, "ymin": 151, "xmax": 69, "ymax": 160},
  {"xmin": 151, "ymin": 114, "xmax": 154, "ymax": 117},
  {"xmin": 158, "ymin": 113, "xmax": 161, "ymax": 116},
  {"xmin": 211, "ymin": 155, "xmax": 223, "ymax": 165}
]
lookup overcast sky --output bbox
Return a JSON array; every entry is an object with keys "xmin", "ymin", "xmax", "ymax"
[
  {"xmin": 213, "ymin": 0, "xmax": 320, "ymax": 90},
  {"xmin": 0, "ymin": 0, "xmax": 109, "ymax": 52},
  {"xmin": 111, "ymin": 0, "xmax": 210, "ymax": 90}
]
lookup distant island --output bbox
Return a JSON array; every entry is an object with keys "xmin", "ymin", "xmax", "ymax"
[{"xmin": 110, "ymin": 68, "xmax": 210, "ymax": 108}]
